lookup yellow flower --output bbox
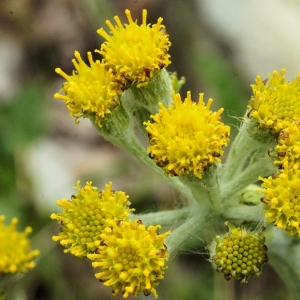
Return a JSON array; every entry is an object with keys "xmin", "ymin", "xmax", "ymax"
[
  {"xmin": 88, "ymin": 220, "xmax": 170, "ymax": 298},
  {"xmin": 50, "ymin": 181, "xmax": 134, "ymax": 259},
  {"xmin": 0, "ymin": 216, "xmax": 39, "ymax": 275},
  {"xmin": 54, "ymin": 51, "xmax": 123, "ymax": 127},
  {"xmin": 248, "ymin": 69, "xmax": 300, "ymax": 131},
  {"xmin": 274, "ymin": 121, "xmax": 300, "ymax": 169},
  {"xmin": 144, "ymin": 92, "xmax": 230, "ymax": 179},
  {"xmin": 97, "ymin": 9, "xmax": 171, "ymax": 88},
  {"xmin": 211, "ymin": 223, "xmax": 268, "ymax": 283},
  {"xmin": 259, "ymin": 167, "xmax": 300, "ymax": 236}
]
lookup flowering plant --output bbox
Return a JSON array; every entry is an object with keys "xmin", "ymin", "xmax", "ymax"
[{"xmin": 51, "ymin": 8, "xmax": 300, "ymax": 299}]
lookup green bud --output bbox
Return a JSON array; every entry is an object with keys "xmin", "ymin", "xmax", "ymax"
[{"xmin": 208, "ymin": 222, "xmax": 268, "ymax": 283}]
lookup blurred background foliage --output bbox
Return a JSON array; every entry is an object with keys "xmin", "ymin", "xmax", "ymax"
[{"xmin": 1, "ymin": 0, "xmax": 299, "ymax": 299}]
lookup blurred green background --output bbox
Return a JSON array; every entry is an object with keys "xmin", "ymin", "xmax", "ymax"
[{"xmin": 1, "ymin": 0, "xmax": 299, "ymax": 299}]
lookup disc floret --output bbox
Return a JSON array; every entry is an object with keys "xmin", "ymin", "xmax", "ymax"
[
  {"xmin": 210, "ymin": 223, "xmax": 268, "ymax": 283},
  {"xmin": 50, "ymin": 181, "xmax": 134, "ymax": 259},
  {"xmin": 259, "ymin": 167, "xmax": 300, "ymax": 236},
  {"xmin": 54, "ymin": 51, "xmax": 123, "ymax": 127},
  {"xmin": 144, "ymin": 91, "xmax": 230, "ymax": 179},
  {"xmin": 0, "ymin": 216, "xmax": 39, "ymax": 275},
  {"xmin": 88, "ymin": 219, "xmax": 170, "ymax": 298},
  {"xmin": 248, "ymin": 69, "xmax": 300, "ymax": 132},
  {"xmin": 97, "ymin": 9, "xmax": 171, "ymax": 88}
]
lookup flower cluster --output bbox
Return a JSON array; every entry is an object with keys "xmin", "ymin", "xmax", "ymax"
[
  {"xmin": 54, "ymin": 51, "xmax": 122, "ymax": 127},
  {"xmin": 52, "ymin": 6, "xmax": 300, "ymax": 296},
  {"xmin": 88, "ymin": 220, "xmax": 170, "ymax": 298},
  {"xmin": 259, "ymin": 167, "xmax": 300, "ymax": 236},
  {"xmin": 50, "ymin": 181, "xmax": 134, "ymax": 259},
  {"xmin": 248, "ymin": 70, "xmax": 300, "ymax": 236},
  {"xmin": 97, "ymin": 9, "xmax": 171, "ymax": 88},
  {"xmin": 51, "ymin": 181, "xmax": 169, "ymax": 298},
  {"xmin": 0, "ymin": 216, "xmax": 39, "ymax": 275},
  {"xmin": 55, "ymin": 9, "xmax": 171, "ymax": 126},
  {"xmin": 248, "ymin": 69, "xmax": 300, "ymax": 131},
  {"xmin": 210, "ymin": 223, "xmax": 268, "ymax": 283},
  {"xmin": 144, "ymin": 92, "xmax": 230, "ymax": 179}
]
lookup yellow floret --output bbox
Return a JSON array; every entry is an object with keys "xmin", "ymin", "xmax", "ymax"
[
  {"xmin": 259, "ymin": 167, "xmax": 300, "ymax": 236},
  {"xmin": 54, "ymin": 51, "xmax": 123, "ymax": 127},
  {"xmin": 88, "ymin": 220, "xmax": 170, "ymax": 298},
  {"xmin": 144, "ymin": 91, "xmax": 230, "ymax": 179},
  {"xmin": 248, "ymin": 69, "xmax": 300, "ymax": 131},
  {"xmin": 274, "ymin": 121, "xmax": 300, "ymax": 169},
  {"xmin": 0, "ymin": 216, "xmax": 39, "ymax": 275},
  {"xmin": 97, "ymin": 9, "xmax": 171, "ymax": 88},
  {"xmin": 50, "ymin": 181, "xmax": 134, "ymax": 259}
]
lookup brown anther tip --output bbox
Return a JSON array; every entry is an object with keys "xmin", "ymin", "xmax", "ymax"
[
  {"xmin": 260, "ymin": 196, "xmax": 267, "ymax": 204},
  {"xmin": 277, "ymin": 152, "xmax": 286, "ymax": 157},
  {"xmin": 158, "ymin": 62, "xmax": 165, "ymax": 69},
  {"xmin": 224, "ymin": 274, "xmax": 232, "ymax": 281},
  {"xmin": 143, "ymin": 66, "xmax": 151, "ymax": 78},
  {"xmin": 247, "ymin": 109, "xmax": 254, "ymax": 118}
]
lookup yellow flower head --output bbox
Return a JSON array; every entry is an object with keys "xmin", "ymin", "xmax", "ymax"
[
  {"xmin": 50, "ymin": 181, "xmax": 134, "ymax": 259},
  {"xmin": 54, "ymin": 51, "xmax": 123, "ymax": 127},
  {"xmin": 211, "ymin": 223, "xmax": 268, "ymax": 283},
  {"xmin": 274, "ymin": 121, "xmax": 300, "ymax": 170},
  {"xmin": 144, "ymin": 92, "xmax": 230, "ymax": 179},
  {"xmin": 248, "ymin": 69, "xmax": 300, "ymax": 131},
  {"xmin": 259, "ymin": 167, "xmax": 300, "ymax": 236},
  {"xmin": 97, "ymin": 9, "xmax": 171, "ymax": 88},
  {"xmin": 88, "ymin": 220, "xmax": 170, "ymax": 298},
  {"xmin": 0, "ymin": 216, "xmax": 39, "ymax": 275}
]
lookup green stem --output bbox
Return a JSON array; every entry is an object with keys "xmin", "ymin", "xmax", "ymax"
[
  {"xmin": 203, "ymin": 164, "xmax": 223, "ymax": 212},
  {"xmin": 179, "ymin": 176, "xmax": 209, "ymax": 206},
  {"xmin": 222, "ymin": 204, "xmax": 264, "ymax": 224},
  {"xmin": 179, "ymin": 164, "xmax": 223, "ymax": 213},
  {"xmin": 166, "ymin": 204, "xmax": 213, "ymax": 257},
  {"xmin": 122, "ymin": 134, "xmax": 194, "ymax": 199},
  {"xmin": 132, "ymin": 207, "xmax": 190, "ymax": 227},
  {"xmin": 221, "ymin": 155, "xmax": 276, "ymax": 201},
  {"xmin": 222, "ymin": 117, "xmax": 275, "ymax": 184}
]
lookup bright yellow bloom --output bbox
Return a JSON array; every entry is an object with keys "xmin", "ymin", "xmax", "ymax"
[
  {"xmin": 211, "ymin": 223, "xmax": 268, "ymax": 283},
  {"xmin": 88, "ymin": 220, "xmax": 170, "ymax": 298},
  {"xmin": 144, "ymin": 92, "xmax": 230, "ymax": 179},
  {"xmin": 97, "ymin": 9, "xmax": 171, "ymax": 88},
  {"xmin": 54, "ymin": 51, "xmax": 123, "ymax": 127},
  {"xmin": 0, "ymin": 216, "xmax": 39, "ymax": 275},
  {"xmin": 274, "ymin": 121, "xmax": 300, "ymax": 169},
  {"xmin": 259, "ymin": 167, "xmax": 300, "ymax": 236},
  {"xmin": 50, "ymin": 181, "xmax": 134, "ymax": 259},
  {"xmin": 248, "ymin": 69, "xmax": 300, "ymax": 131}
]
